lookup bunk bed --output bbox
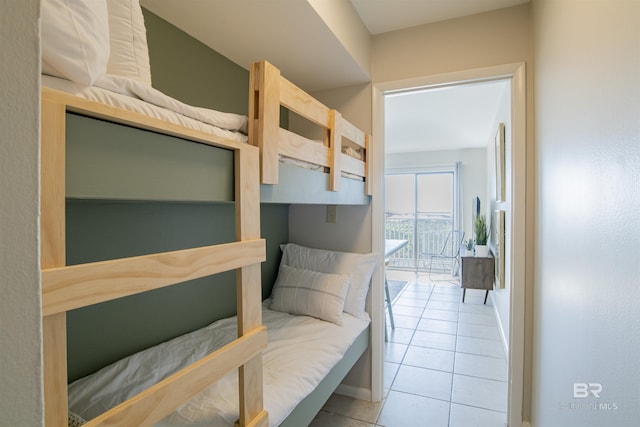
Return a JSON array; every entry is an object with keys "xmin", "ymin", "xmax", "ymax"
[
  {"xmin": 41, "ymin": 83, "xmax": 374, "ymax": 427},
  {"xmin": 40, "ymin": 4, "xmax": 375, "ymax": 427}
]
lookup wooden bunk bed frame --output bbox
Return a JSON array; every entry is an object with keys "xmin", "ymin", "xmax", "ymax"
[
  {"xmin": 249, "ymin": 61, "xmax": 372, "ymax": 196},
  {"xmin": 39, "ymin": 61, "xmax": 373, "ymax": 427},
  {"xmin": 40, "ymin": 88, "xmax": 268, "ymax": 427}
]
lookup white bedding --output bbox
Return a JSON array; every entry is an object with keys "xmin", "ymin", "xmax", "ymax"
[
  {"xmin": 68, "ymin": 301, "xmax": 369, "ymax": 427},
  {"xmin": 42, "ymin": 74, "xmax": 249, "ymax": 144}
]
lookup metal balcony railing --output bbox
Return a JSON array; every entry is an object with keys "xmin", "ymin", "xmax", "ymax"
[{"xmin": 385, "ymin": 214, "xmax": 455, "ymax": 272}]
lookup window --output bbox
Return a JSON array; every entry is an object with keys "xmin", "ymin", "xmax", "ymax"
[{"xmin": 385, "ymin": 171, "xmax": 456, "ymax": 271}]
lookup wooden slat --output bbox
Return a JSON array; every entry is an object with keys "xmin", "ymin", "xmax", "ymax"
[
  {"xmin": 236, "ymin": 116, "xmax": 267, "ymax": 425},
  {"xmin": 279, "ymin": 76, "xmax": 331, "ymax": 129},
  {"xmin": 329, "ymin": 110, "xmax": 342, "ymax": 192},
  {"xmin": 339, "ymin": 117, "xmax": 366, "ymax": 148},
  {"xmin": 82, "ymin": 326, "xmax": 268, "ymax": 427},
  {"xmin": 237, "ymin": 264, "xmax": 263, "ymax": 337},
  {"xmin": 41, "ymin": 88, "xmax": 246, "ymax": 152},
  {"xmin": 40, "ymin": 95, "xmax": 66, "ymax": 270},
  {"xmin": 43, "ymin": 314, "xmax": 67, "ymax": 427},
  {"xmin": 278, "ymin": 128, "xmax": 330, "ymax": 167},
  {"xmin": 41, "ymin": 95, "xmax": 68, "ymax": 427},
  {"xmin": 239, "ymin": 353, "xmax": 265, "ymax": 426},
  {"xmin": 249, "ymin": 61, "xmax": 280, "ymax": 184},
  {"xmin": 235, "ymin": 144, "xmax": 261, "ymax": 241},
  {"xmin": 341, "ymin": 154, "xmax": 365, "ymax": 178},
  {"xmin": 238, "ymin": 109, "xmax": 266, "ymax": 426},
  {"xmin": 42, "ymin": 239, "xmax": 266, "ymax": 316}
]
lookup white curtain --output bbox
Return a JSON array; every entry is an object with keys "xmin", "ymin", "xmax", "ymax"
[{"xmin": 455, "ymin": 161, "xmax": 463, "ymax": 235}]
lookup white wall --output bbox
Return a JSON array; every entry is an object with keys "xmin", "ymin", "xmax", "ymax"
[
  {"xmin": 486, "ymin": 85, "xmax": 512, "ymax": 356},
  {"xmin": 0, "ymin": 0, "xmax": 43, "ymax": 425},
  {"xmin": 532, "ymin": 0, "xmax": 640, "ymax": 425}
]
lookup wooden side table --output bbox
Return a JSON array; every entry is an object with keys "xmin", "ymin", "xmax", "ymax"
[{"xmin": 460, "ymin": 256, "xmax": 495, "ymax": 304}]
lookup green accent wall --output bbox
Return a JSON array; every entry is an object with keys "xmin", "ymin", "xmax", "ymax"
[
  {"xmin": 66, "ymin": 201, "xmax": 288, "ymax": 382},
  {"xmin": 142, "ymin": 8, "xmax": 249, "ymax": 115},
  {"xmin": 66, "ymin": 113, "xmax": 235, "ymax": 202}
]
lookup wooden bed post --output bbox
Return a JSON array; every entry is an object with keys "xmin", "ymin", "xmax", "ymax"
[
  {"xmin": 249, "ymin": 61, "xmax": 280, "ymax": 185},
  {"xmin": 41, "ymin": 94, "xmax": 68, "ymax": 427},
  {"xmin": 329, "ymin": 110, "xmax": 342, "ymax": 192},
  {"xmin": 235, "ymin": 143, "xmax": 268, "ymax": 427}
]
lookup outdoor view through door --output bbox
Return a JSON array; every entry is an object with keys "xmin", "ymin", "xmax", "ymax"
[{"xmin": 385, "ymin": 171, "xmax": 458, "ymax": 272}]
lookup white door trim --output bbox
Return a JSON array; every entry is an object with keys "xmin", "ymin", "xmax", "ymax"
[{"xmin": 371, "ymin": 62, "xmax": 528, "ymax": 427}]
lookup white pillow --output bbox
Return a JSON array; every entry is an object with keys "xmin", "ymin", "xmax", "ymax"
[
  {"xmin": 41, "ymin": 0, "xmax": 110, "ymax": 86},
  {"xmin": 106, "ymin": 0, "xmax": 152, "ymax": 85},
  {"xmin": 270, "ymin": 265, "xmax": 350, "ymax": 325},
  {"xmin": 280, "ymin": 243, "xmax": 376, "ymax": 320}
]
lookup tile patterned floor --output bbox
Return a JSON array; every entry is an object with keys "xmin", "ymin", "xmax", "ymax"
[{"xmin": 310, "ymin": 270, "xmax": 508, "ymax": 427}]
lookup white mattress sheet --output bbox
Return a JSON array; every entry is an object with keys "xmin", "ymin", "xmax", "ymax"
[
  {"xmin": 68, "ymin": 302, "xmax": 369, "ymax": 427},
  {"xmin": 42, "ymin": 74, "xmax": 248, "ymax": 144}
]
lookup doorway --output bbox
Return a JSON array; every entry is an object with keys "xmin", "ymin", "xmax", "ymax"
[{"xmin": 370, "ymin": 63, "xmax": 527, "ymax": 427}]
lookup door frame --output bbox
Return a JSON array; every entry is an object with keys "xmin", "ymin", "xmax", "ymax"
[{"xmin": 370, "ymin": 62, "xmax": 527, "ymax": 426}]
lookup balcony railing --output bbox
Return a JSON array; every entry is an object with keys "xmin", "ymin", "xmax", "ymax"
[{"xmin": 385, "ymin": 214, "xmax": 455, "ymax": 271}]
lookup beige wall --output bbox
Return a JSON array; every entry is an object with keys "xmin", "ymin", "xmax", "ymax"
[
  {"xmin": 371, "ymin": 4, "xmax": 532, "ymax": 83},
  {"xmin": 532, "ymin": 0, "xmax": 640, "ymax": 425},
  {"xmin": 0, "ymin": 0, "xmax": 43, "ymax": 425}
]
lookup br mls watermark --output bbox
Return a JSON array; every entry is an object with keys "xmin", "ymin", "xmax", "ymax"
[
  {"xmin": 557, "ymin": 383, "xmax": 619, "ymax": 411},
  {"xmin": 574, "ymin": 383, "xmax": 602, "ymax": 398}
]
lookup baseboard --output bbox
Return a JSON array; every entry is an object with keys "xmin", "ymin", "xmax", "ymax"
[
  {"xmin": 521, "ymin": 421, "xmax": 531, "ymax": 427},
  {"xmin": 335, "ymin": 384, "xmax": 372, "ymax": 401},
  {"xmin": 491, "ymin": 292, "xmax": 510, "ymax": 359}
]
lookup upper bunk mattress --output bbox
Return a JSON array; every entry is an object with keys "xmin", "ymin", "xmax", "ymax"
[
  {"xmin": 67, "ymin": 301, "xmax": 370, "ymax": 426},
  {"xmin": 42, "ymin": 74, "xmax": 249, "ymax": 144}
]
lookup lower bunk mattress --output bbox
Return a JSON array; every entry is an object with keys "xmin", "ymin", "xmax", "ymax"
[{"xmin": 68, "ymin": 301, "xmax": 370, "ymax": 426}]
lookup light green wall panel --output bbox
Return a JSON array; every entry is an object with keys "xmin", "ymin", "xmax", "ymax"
[
  {"xmin": 143, "ymin": 9, "xmax": 249, "ymax": 115},
  {"xmin": 66, "ymin": 113, "xmax": 235, "ymax": 202}
]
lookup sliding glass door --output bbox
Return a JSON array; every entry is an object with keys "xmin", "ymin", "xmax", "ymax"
[{"xmin": 385, "ymin": 170, "xmax": 456, "ymax": 271}]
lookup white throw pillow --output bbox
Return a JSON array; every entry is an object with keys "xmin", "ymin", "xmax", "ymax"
[
  {"xmin": 270, "ymin": 265, "xmax": 350, "ymax": 325},
  {"xmin": 106, "ymin": 0, "xmax": 152, "ymax": 85},
  {"xmin": 280, "ymin": 243, "xmax": 376, "ymax": 320},
  {"xmin": 41, "ymin": 0, "xmax": 110, "ymax": 86}
]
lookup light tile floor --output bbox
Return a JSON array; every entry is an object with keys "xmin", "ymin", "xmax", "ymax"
[{"xmin": 310, "ymin": 270, "xmax": 508, "ymax": 427}]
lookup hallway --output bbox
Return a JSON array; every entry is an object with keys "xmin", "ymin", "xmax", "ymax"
[{"xmin": 311, "ymin": 270, "xmax": 508, "ymax": 427}]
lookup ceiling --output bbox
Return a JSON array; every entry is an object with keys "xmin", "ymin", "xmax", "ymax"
[
  {"xmin": 351, "ymin": 0, "xmax": 527, "ymax": 35},
  {"xmin": 141, "ymin": 0, "xmax": 524, "ymax": 153},
  {"xmin": 385, "ymin": 80, "xmax": 510, "ymax": 154}
]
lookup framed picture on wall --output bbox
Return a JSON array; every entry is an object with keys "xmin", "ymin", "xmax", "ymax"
[
  {"xmin": 493, "ymin": 209, "xmax": 506, "ymax": 289},
  {"xmin": 495, "ymin": 123, "xmax": 506, "ymax": 202}
]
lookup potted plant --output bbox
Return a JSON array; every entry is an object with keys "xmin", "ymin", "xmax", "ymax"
[
  {"xmin": 474, "ymin": 214, "xmax": 489, "ymax": 257},
  {"xmin": 462, "ymin": 239, "xmax": 474, "ymax": 256}
]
